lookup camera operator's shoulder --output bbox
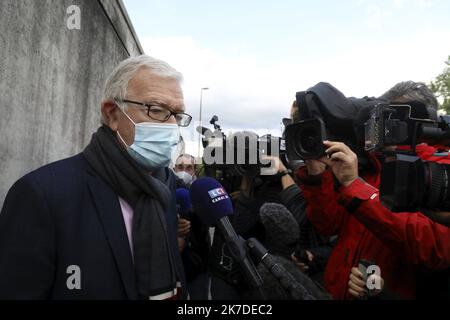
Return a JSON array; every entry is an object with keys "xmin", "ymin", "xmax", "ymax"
[
  {"xmin": 436, "ymin": 154, "xmax": 450, "ymax": 164},
  {"xmin": 417, "ymin": 144, "xmax": 450, "ymax": 163}
]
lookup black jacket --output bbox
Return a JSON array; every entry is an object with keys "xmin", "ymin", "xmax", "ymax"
[
  {"xmin": 0, "ymin": 154, "xmax": 186, "ymax": 299},
  {"xmin": 279, "ymin": 184, "xmax": 321, "ymax": 249}
]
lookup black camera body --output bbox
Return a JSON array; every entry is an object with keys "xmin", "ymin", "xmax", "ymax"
[
  {"xmin": 285, "ymin": 82, "xmax": 366, "ymax": 162},
  {"xmin": 380, "ymin": 152, "xmax": 450, "ymax": 212},
  {"xmin": 199, "ymin": 116, "xmax": 286, "ymax": 179},
  {"xmin": 363, "ymin": 102, "xmax": 441, "ymax": 151},
  {"xmin": 282, "ymin": 81, "xmax": 450, "ymax": 213},
  {"xmin": 366, "ymin": 102, "xmax": 450, "ymax": 212}
]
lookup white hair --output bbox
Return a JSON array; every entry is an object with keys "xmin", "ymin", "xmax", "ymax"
[{"xmin": 102, "ymin": 55, "xmax": 183, "ymax": 105}]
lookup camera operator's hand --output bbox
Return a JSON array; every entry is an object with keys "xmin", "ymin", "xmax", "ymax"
[
  {"xmin": 177, "ymin": 216, "xmax": 191, "ymax": 237},
  {"xmin": 177, "ymin": 236, "xmax": 186, "ymax": 253},
  {"xmin": 261, "ymin": 155, "xmax": 286, "ymax": 173},
  {"xmin": 305, "ymin": 159, "xmax": 327, "ymax": 176},
  {"xmin": 348, "ymin": 267, "xmax": 385, "ymax": 299},
  {"xmin": 348, "ymin": 267, "xmax": 367, "ymax": 298},
  {"xmin": 321, "ymin": 141, "xmax": 358, "ymax": 187},
  {"xmin": 262, "ymin": 155, "xmax": 296, "ymax": 190},
  {"xmin": 291, "ymin": 250, "xmax": 314, "ymax": 273},
  {"xmin": 230, "ymin": 191, "xmax": 240, "ymax": 201}
]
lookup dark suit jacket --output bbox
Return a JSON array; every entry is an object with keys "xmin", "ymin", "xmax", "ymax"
[{"xmin": 0, "ymin": 154, "xmax": 186, "ymax": 299}]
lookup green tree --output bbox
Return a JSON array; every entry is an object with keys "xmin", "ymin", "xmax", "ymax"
[{"xmin": 430, "ymin": 56, "xmax": 450, "ymax": 113}]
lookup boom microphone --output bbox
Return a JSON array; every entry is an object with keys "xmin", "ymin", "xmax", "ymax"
[
  {"xmin": 246, "ymin": 238, "xmax": 331, "ymax": 300},
  {"xmin": 255, "ymin": 203, "xmax": 331, "ymax": 300},
  {"xmin": 259, "ymin": 203, "xmax": 299, "ymax": 257},
  {"xmin": 190, "ymin": 177, "xmax": 263, "ymax": 290}
]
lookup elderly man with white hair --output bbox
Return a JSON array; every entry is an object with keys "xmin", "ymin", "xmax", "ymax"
[{"xmin": 0, "ymin": 55, "xmax": 191, "ymax": 300}]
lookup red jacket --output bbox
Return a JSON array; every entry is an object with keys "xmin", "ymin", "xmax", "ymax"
[{"xmin": 298, "ymin": 144, "xmax": 450, "ymax": 299}]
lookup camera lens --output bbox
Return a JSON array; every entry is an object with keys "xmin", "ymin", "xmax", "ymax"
[
  {"xmin": 285, "ymin": 118, "xmax": 326, "ymax": 160},
  {"xmin": 300, "ymin": 130, "xmax": 319, "ymax": 152},
  {"xmin": 424, "ymin": 162, "xmax": 450, "ymax": 209}
]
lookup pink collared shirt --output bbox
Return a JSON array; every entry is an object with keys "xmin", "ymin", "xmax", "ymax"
[{"xmin": 118, "ymin": 197, "xmax": 134, "ymax": 259}]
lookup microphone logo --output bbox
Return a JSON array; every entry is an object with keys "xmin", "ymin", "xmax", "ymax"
[
  {"xmin": 208, "ymin": 187, "xmax": 226, "ymax": 198},
  {"xmin": 208, "ymin": 187, "xmax": 229, "ymax": 203}
]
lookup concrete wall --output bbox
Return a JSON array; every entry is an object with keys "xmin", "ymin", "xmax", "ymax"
[{"xmin": 0, "ymin": 0, "xmax": 143, "ymax": 207}]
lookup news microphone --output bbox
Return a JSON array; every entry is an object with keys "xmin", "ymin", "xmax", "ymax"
[
  {"xmin": 259, "ymin": 203, "xmax": 299, "ymax": 257},
  {"xmin": 190, "ymin": 177, "xmax": 263, "ymax": 290},
  {"xmin": 255, "ymin": 203, "xmax": 330, "ymax": 299},
  {"xmin": 247, "ymin": 238, "xmax": 316, "ymax": 300},
  {"xmin": 176, "ymin": 188, "xmax": 192, "ymax": 219}
]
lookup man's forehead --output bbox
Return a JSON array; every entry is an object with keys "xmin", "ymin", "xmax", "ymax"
[
  {"xmin": 128, "ymin": 70, "xmax": 185, "ymax": 111},
  {"xmin": 177, "ymin": 156, "xmax": 194, "ymax": 164},
  {"xmin": 129, "ymin": 69, "xmax": 182, "ymax": 92}
]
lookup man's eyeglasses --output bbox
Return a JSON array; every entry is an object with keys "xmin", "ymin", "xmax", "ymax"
[{"xmin": 116, "ymin": 99, "xmax": 192, "ymax": 127}]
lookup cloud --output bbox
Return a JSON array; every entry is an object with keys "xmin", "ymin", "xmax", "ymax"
[
  {"xmin": 358, "ymin": 0, "xmax": 434, "ymax": 9},
  {"xmin": 416, "ymin": 0, "xmax": 433, "ymax": 8},
  {"xmin": 358, "ymin": 0, "xmax": 434, "ymax": 27},
  {"xmin": 141, "ymin": 37, "xmax": 294, "ymax": 147},
  {"xmin": 366, "ymin": 4, "xmax": 392, "ymax": 29},
  {"xmin": 393, "ymin": 0, "xmax": 408, "ymax": 8}
]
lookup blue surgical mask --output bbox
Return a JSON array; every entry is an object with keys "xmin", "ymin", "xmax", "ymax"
[{"xmin": 117, "ymin": 109, "xmax": 180, "ymax": 171}]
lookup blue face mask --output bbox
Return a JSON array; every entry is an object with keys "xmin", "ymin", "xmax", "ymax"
[{"xmin": 117, "ymin": 109, "xmax": 180, "ymax": 171}]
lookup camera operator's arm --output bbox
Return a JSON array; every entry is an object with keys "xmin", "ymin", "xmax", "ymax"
[
  {"xmin": 263, "ymin": 156, "xmax": 309, "ymax": 225},
  {"xmin": 274, "ymin": 157, "xmax": 296, "ymax": 190},
  {"xmin": 342, "ymin": 186, "xmax": 450, "ymax": 269},
  {"xmin": 262, "ymin": 156, "xmax": 296, "ymax": 189},
  {"xmin": 296, "ymin": 159, "xmax": 348, "ymax": 236},
  {"xmin": 230, "ymin": 177, "xmax": 260, "ymax": 235},
  {"xmin": 323, "ymin": 141, "xmax": 450, "ymax": 269},
  {"xmin": 279, "ymin": 184, "xmax": 309, "ymax": 226}
]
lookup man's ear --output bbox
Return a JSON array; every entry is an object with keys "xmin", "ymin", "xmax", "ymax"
[{"xmin": 101, "ymin": 100, "xmax": 120, "ymax": 131}]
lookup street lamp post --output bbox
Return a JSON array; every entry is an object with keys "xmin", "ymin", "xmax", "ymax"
[{"xmin": 198, "ymin": 87, "xmax": 209, "ymax": 157}]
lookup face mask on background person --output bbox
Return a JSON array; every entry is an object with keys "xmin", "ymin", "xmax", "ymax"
[
  {"xmin": 175, "ymin": 170, "xmax": 194, "ymax": 186},
  {"xmin": 117, "ymin": 108, "xmax": 180, "ymax": 171}
]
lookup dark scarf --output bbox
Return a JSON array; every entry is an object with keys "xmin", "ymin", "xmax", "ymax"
[{"xmin": 83, "ymin": 125, "xmax": 179, "ymax": 299}]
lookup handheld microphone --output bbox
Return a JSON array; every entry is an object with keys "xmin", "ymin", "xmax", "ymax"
[
  {"xmin": 176, "ymin": 188, "xmax": 192, "ymax": 219},
  {"xmin": 190, "ymin": 177, "xmax": 263, "ymax": 290}
]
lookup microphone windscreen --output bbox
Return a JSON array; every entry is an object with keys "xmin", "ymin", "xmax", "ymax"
[
  {"xmin": 259, "ymin": 203, "xmax": 299, "ymax": 247},
  {"xmin": 190, "ymin": 177, "xmax": 233, "ymax": 226},
  {"xmin": 176, "ymin": 188, "xmax": 192, "ymax": 218}
]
